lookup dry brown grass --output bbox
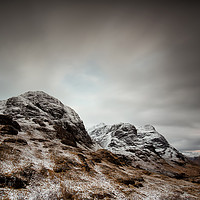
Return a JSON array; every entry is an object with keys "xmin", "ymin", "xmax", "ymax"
[
  {"xmin": 59, "ymin": 183, "xmax": 76, "ymax": 200},
  {"xmin": 0, "ymin": 143, "xmax": 21, "ymax": 163}
]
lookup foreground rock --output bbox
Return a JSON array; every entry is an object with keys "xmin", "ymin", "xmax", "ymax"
[
  {"xmin": 0, "ymin": 91, "xmax": 93, "ymax": 148},
  {"xmin": 0, "ymin": 114, "xmax": 21, "ymax": 135}
]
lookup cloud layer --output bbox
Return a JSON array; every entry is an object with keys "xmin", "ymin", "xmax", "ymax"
[{"xmin": 0, "ymin": 1, "xmax": 200, "ymax": 150}]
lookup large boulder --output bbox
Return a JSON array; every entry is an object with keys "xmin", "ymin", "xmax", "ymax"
[
  {"xmin": 0, "ymin": 114, "xmax": 21, "ymax": 131},
  {"xmin": 0, "ymin": 114, "xmax": 20, "ymax": 135},
  {"xmin": 0, "ymin": 125, "xmax": 18, "ymax": 135}
]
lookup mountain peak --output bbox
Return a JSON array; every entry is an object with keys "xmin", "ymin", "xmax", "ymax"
[
  {"xmin": 137, "ymin": 124, "xmax": 156, "ymax": 132},
  {"xmin": 88, "ymin": 122, "xmax": 187, "ymax": 175},
  {"xmin": 21, "ymin": 90, "xmax": 58, "ymax": 99},
  {"xmin": 22, "ymin": 90, "xmax": 49, "ymax": 96},
  {"xmin": 0, "ymin": 91, "xmax": 93, "ymax": 148},
  {"xmin": 20, "ymin": 90, "xmax": 64, "ymax": 107}
]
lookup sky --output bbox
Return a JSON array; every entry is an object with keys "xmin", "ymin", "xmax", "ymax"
[{"xmin": 0, "ymin": 0, "xmax": 200, "ymax": 151}]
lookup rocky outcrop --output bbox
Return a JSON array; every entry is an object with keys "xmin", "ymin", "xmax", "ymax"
[
  {"xmin": 0, "ymin": 175, "xmax": 27, "ymax": 189},
  {"xmin": 88, "ymin": 123, "xmax": 188, "ymax": 176},
  {"xmin": 3, "ymin": 138, "xmax": 27, "ymax": 145},
  {"xmin": 0, "ymin": 91, "xmax": 93, "ymax": 148},
  {"xmin": 0, "ymin": 125, "xmax": 18, "ymax": 135},
  {"xmin": 0, "ymin": 114, "xmax": 21, "ymax": 131},
  {"xmin": 0, "ymin": 115, "xmax": 21, "ymax": 135}
]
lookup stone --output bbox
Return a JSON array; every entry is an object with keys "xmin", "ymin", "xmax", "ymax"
[
  {"xmin": 0, "ymin": 125, "xmax": 18, "ymax": 135},
  {"xmin": 0, "ymin": 114, "xmax": 21, "ymax": 131}
]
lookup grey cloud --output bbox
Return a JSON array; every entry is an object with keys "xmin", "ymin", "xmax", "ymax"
[
  {"xmin": 0, "ymin": 1, "xmax": 200, "ymax": 151},
  {"xmin": 156, "ymin": 125, "xmax": 200, "ymax": 151}
]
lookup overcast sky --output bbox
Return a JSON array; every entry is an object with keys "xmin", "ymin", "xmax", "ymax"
[{"xmin": 0, "ymin": 1, "xmax": 200, "ymax": 151}]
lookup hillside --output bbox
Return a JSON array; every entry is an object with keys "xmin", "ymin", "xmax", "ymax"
[{"xmin": 0, "ymin": 91, "xmax": 199, "ymax": 199}]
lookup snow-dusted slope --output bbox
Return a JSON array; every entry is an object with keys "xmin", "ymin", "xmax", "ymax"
[
  {"xmin": 0, "ymin": 91, "xmax": 93, "ymax": 147},
  {"xmin": 182, "ymin": 151, "xmax": 200, "ymax": 166},
  {"xmin": 0, "ymin": 92, "xmax": 200, "ymax": 199},
  {"xmin": 182, "ymin": 151, "xmax": 200, "ymax": 158},
  {"xmin": 88, "ymin": 123, "xmax": 188, "ymax": 175}
]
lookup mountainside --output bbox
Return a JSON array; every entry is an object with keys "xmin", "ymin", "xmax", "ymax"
[
  {"xmin": 0, "ymin": 91, "xmax": 200, "ymax": 199},
  {"xmin": 88, "ymin": 123, "xmax": 199, "ymax": 178},
  {"xmin": 0, "ymin": 91, "xmax": 93, "ymax": 148},
  {"xmin": 182, "ymin": 151, "xmax": 200, "ymax": 166}
]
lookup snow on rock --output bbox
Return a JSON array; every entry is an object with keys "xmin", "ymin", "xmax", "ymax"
[
  {"xmin": 0, "ymin": 91, "xmax": 93, "ymax": 148},
  {"xmin": 182, "ymin": 151, "xmax": 200, "ymax": 166},
  {"xmin": 0, "ymin": 91, "xmax": 94, "ymax": 183},
  {"xmin": 88, "ymin": 123, "xmax": 188, "ymax": 175},
  {"xmin": 182, "ymin": 151, "xmax": 200, "ymax": 158}
]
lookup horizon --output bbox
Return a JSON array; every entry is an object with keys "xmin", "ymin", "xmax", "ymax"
[
  {"xmin": 0, "ymin": 89, "xmax": 199, "ymax": 152},
  {"xmin": 0, "ymin": 1, "xmax": 200, "ymax": 151}
]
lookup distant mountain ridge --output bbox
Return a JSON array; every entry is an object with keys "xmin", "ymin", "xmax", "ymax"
[
  {"xmin": 182, "ymin": 151, "xmax": 200, "ymax": 166},
  {"xmin": 88, "ymin": 123, "xmax": 190, "ymax": 176}
]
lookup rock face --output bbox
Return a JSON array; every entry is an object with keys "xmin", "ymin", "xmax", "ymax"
[
  {"xmin": 182, "ymin": 151, "xmax": 200, "ymax": 166},
  {"xmin": 88, "ymin": 123, "xmax": 188, "ymax": 175},
  {"xmin": 0, "ymin": 115, "xmax": 21, "ymax": 135},
  {"xmin": 0, "ymin": 91, "xmax": 93, "ymax": 148},
  {"xmin": 0, "ymin": 114, "xmax": 21, "ymax": 131}
]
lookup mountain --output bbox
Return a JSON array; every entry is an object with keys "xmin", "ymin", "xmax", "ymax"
[
  {"xmin": 0, "ymin": 91, "xmax": 200, "ymax": 199},
  {"xmin": 88, "ymin": 123, "xmax": 199, "ymax": 177},
  {"xmin": 0, "ymin": 91, "xmax": 93, "ymax": 148},
  {"xmin": 190, "ymin": 156, "xmax": 200, "ymax": 166},
  {"xmin": 182, "ymin": 151, "xmax": 200, "ymax": 166}
]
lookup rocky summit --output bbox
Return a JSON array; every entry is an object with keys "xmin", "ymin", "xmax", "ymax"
[
  {"xmin": 88, "ymin": 123, "xmax": 190, "ymax": 177},
  {"xmin": 0, "ymin": 91, "xmax": 200, "ymax": 200},
  {"xmin": 0, "ymin": 91, "xmax": 93, "ymax": 148}
]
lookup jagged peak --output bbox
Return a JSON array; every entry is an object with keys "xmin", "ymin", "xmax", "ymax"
[
  {"xmin": 88, "ymin": 121, "xmax": 187, "ymax": 172},
  {"xmin": 87, "ymin": 123, "xmax": 109, "ymax": 136},
  {"xmin": 21, "ymin": 90, "xmax": 48, "ymax": 96},
  {"xmin": 0, "ymin": 91, "xmax": 93, "ymax": 147},
  {"xmin": 92, "ymin": 122, "xmax": 107, "ymax": 129},
  {"xmin": 115, "ymin": 122, "xmax": 136, "ymax": 128},
  {"xmin": 88, "ymin": 122, "xmax": 137, "ymax": 136},
  {"xmin": 137, "ymin": 124, "xmax": 156, "ymax": 133},
  {"xmin": 20, "ymin": 91, "xmax": 63, "ymax": 106}
]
